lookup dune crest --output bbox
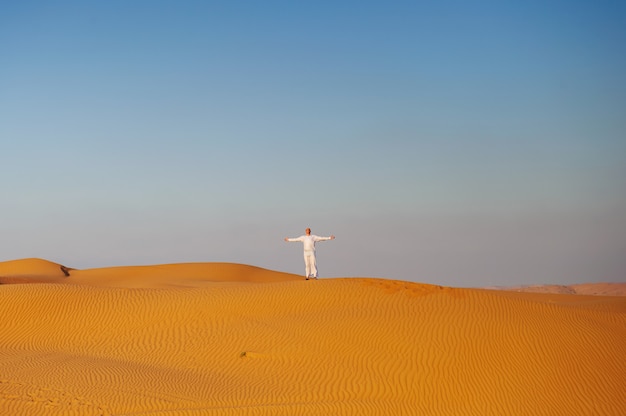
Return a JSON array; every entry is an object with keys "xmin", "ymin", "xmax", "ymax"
[
  {"xmin": 0, "ymin": 260, "xmax": 625, "ymax": 415},
  {"xmin": 0, "ymin": 258, "xmax": 71, "ymax": 284},
  {"xmin": 486, "ymin": 282, "xmax": 626, "ymax": 297},
  {"xmin": 66, "ymin": 262, "xmax": 302, "ymax": 288},
  {"xmin": 0, "ymin": 259, "xmax": 301, "ymax": 288}
]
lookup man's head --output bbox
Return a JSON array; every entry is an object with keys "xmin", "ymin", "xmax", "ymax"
[{"xmin": 305, "ymin": 228, "xmax": 311, "ymax": 235}]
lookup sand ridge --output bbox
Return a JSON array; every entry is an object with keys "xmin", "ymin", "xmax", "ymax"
[
  {"xmin": 0, "ymin": 259, "xmax": 625, "ymax": 415},
  {"xmin": 66, "ymin": 262, "xmax": 302, "ymax": 288},
  {"xmin": 0, "ymin": 258, "xmax": 301, "ymax": 287},
  {"xmin": 486, "ymin": 282, "xmax": 626, "ymax": 297},
  {"xmin": 0, "ymin": 258, "xmax": 72, "ymax": 284}
]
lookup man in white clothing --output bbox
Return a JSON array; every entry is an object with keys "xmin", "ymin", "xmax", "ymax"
[{"xmin": 284, "ymin": 228, "xmax": 335, "ymax": 280}]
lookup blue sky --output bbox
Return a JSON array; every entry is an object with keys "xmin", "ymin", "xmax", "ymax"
[{"xmin": 1, "ymin": 1, "xmax": 625, "ymax": 287}]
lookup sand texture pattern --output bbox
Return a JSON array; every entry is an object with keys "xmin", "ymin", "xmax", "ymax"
[{"xmin": 0, "ymin": 259, "xmax": 625, "ymax": 415}]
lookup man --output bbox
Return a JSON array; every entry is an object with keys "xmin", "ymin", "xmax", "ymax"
[{"xmin": 284, "ymin": 228, "xmax": 335, "ymax": 280}]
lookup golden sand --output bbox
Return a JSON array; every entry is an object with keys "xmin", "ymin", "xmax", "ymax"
[
  {"xmin": 1, "ymin": 258, "xmax": 625, "ymax": 415},
  {"xmin": 486, "ymin": 282, "xmax": 626, "ymax": 296}
]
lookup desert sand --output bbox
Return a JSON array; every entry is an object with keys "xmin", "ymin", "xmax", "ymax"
[
  {"xmin": 0, "ymin": 258, "xmax": 625, "ymax": 415},
  {"xmin": 485, "ymin": 282, "xmax": 626, "ymax": 296}
]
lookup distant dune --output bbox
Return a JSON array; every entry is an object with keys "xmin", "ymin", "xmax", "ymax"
[
  {"xmin": 485, "ymin": 282, "xmax": 626, "ymax": 296},
  {"xmin": 1, "ymin": 258, "xmax": 625, "ymax": 415},
  {"xmin": 0, "ymin": 258, "xmax": 72, "ymax": 284}
]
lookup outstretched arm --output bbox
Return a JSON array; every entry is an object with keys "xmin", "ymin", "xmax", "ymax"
[
  {"xmin": 285, "ymin": 236, "xmax": 303, "ymax": 242},
  {"xmin": 314, "ymin": 235, "xmax": 335, "ymax": 242}
]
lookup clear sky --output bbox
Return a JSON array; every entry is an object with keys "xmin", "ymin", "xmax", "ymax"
[{"xmin": 1, "ymin": 0, "xmax": 625, "ymax": 287}]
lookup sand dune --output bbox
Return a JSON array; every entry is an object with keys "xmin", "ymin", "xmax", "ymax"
[
  {"xmin": 66, "ymin": 262, "xmax": 302, "ymax": 288},
  {"xmin": 487, "ymin": 282, "xmax": 626, "ymax": 296},
  {"xmin": 0, "ymin": 258, "xmax": 71, "ymax": 284},
  {"xmin": 1, "ymin": 259, "xmax": 625, "ymax": 415}
]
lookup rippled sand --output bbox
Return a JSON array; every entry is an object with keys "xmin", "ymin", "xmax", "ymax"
[{"xmin": 1, "ymin": 258, "xmax": 625, "ymax": 415}]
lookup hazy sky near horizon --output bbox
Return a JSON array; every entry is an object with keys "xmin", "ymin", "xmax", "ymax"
[{"xmin": 1, "ymin": 1, "xmax": 625, "ymax": 287}]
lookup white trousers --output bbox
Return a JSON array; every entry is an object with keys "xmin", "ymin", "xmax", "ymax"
[{"xmin": 303, "ymin": 250, "xmax": 317, "ymax": 278}]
